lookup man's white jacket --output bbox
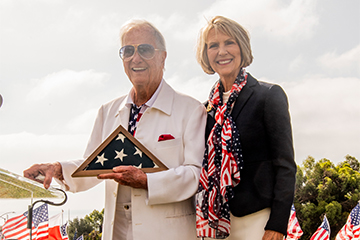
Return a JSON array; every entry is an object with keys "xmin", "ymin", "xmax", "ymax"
[{"xmin": 58, "ymin": 80, "xmax": 206, "ymax": 239}]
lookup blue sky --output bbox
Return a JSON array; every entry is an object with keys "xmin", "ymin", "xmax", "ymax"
[{"xmin": 0, "ymin": 0, "xmax": 359, "ymax": 220}]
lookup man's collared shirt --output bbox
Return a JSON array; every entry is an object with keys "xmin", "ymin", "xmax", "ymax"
[
  {"xmin": 125, "ymin": 79, "xmax": 164, "ymax": 126},
  {"xmin": 113, "ymin": 79, "xmax": 163, "ymax": 239}
]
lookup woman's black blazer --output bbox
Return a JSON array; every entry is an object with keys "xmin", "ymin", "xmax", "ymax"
[{"xmin": 205, "ymin": 73, "xmax": 296, "ymax": 235}]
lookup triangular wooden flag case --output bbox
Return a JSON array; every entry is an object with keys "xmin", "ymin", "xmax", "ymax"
[{"xmin": 72, "ymin": 125, "xmax": 168, "ymax": 177}]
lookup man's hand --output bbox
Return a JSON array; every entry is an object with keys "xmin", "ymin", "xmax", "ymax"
[
  {"xmin": 263, "ymin": 230, "xmax": 284, "ymax": 240},
  {"xmin": 97, "ymin": 166, "xmax": 148, "ymax": 189},
  {"xmin": 23, "ymin": 162, "xmax": 63, "ymax": 189}
]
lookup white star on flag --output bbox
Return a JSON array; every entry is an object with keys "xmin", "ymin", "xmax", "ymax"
[
  {"xmin": 115, "ymin": 149, "xmax": 127, "ymax": 162},
  {"xmin": 135, "ymin": 163, "xmax": 142, "ymax": 169},
  {"xmin": 116, "ymin": 133, "xmax": 125, "ymax": 142},
  {"xmin": 95, "ymin": 153, "xmax": 108, "ymax": 166},
  {"xmin": 134, "ymin": 146, "xmax": 142, "ymax": 157}
]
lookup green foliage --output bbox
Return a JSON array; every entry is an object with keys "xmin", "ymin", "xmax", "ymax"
[
  {"xmin": 84, "ymin": 208, "xmax": 104, "ymax": 233},
  {"xmin": 67, "ymin": 209, "xmax": 104, "ymax": 240},
  {"xmin": 295, "ymin": 155, "xmax": 360, "ymax": 239},
  {"xmin": 67, "ymin": 217, "xmax": 93, "ymax": 239}
]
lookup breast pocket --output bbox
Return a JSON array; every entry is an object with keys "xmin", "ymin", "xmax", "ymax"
[{"xmin": 154, "ymin": 138, "xmax": 183, "ymax": 168}]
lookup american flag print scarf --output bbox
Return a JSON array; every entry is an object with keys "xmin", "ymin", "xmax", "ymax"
[{"xmin": 196, "ymin": 68, "xmax": 247, "ymax": 239}]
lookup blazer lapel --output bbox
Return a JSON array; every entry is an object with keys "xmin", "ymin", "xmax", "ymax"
[
  {"xmin": 231, "ymin": 74, "xmax": 256, "ymax": 120},
  {"xmin": 206, "ymin": 73, "xmax": 257, "ymax": 124}
]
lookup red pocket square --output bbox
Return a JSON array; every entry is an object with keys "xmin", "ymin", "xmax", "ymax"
[{"xmin": 158, "ymin": 134, "xmax": 175, "ymax": 142}]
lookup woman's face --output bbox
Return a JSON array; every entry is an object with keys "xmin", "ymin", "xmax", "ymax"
[{"xmin": 206, "ymin": 29, "xmax": 241, "ymax": 82}]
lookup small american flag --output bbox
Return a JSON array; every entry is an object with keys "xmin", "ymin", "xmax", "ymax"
[
  {"xmin": 76, "ymin": 235, "xmax": 84, "ymax": 240},
  {"xmin": 2, "ymin": 203, "xmax": 49, "ymax": 240},
  {"xmin": 310, "ymin": 215, "xmax": 331, "ymax": 240},
  {"xmin": 335, "ymin": 202, "xmax": 360, "ymax": 240},
  {"xmin": 286, "ymin": 204, "xmax": 303, "ymax": 240},
  {"xmin": 61, "ymin": 222, "xmax": 69, "ymax": 240}
]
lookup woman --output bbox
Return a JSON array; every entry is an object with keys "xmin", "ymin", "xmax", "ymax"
[{"xmin": 196, "ymin": 16, "xmax": 296, "ymax": 240}]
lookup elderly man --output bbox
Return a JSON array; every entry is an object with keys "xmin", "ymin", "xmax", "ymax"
[{"xmin": 24, "ymin": 19, "xmax": 206, "ymax": 240}]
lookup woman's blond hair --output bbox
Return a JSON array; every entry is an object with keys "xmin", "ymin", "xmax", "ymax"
[{"xmin": 196, "ymin": 16, "xmax": 253, "ymax": 74}]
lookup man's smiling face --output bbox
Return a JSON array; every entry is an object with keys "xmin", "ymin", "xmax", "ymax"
[{"xmin": 122, "ymin": 27, "xmax": 166, "ymax": 91}]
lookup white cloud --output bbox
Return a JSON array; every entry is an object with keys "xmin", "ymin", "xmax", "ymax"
[
  {"xmin": 26, "ymin": 69, "xmax": 110, "ymax": 102},
  {"xmin": 56, "ymin": 6, "xmax": 126, "ymax": 52},
  {"xmin": 271, "ymin": 0, "xmax": 319, "ymax": 40},
  {"xmin": 317, "ymin": 44, "xmax": 360, "ymax": 76},
  {"xmin": 0, "ymin": 132, "xmax": 89, "ymax": 172},
  {"xmin": 167, "ymin": 74, "xmax": 217, "ymax": 102},
  {"xmin": 283, "ymin": 76, "xmax": 360, "ymax": 163},
  {"xmin": 92, "ymin": 13, "xmax": 126, "ymax": 51},
  {"xmin": 147, "ymin": 13, "xmax": 187, "ymax": 33},
  {"xmin": 0, "ymin": 0, "xmax": 63, "ymax": 6},
  {"xmin": 199, "ymin": 0, "xmax": 319, "ymax": 42},
  {"xmin": 65, "ymin": 108, "xmax": 98, "ymax": 134},
  {"xmin": 289, "ymin": 54, "xmax": 305, "ymax": 72}
]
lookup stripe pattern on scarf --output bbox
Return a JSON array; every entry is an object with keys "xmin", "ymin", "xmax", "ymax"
[{"xmin": 196, "ymin": 69, "xmax": 247, "ymax": 239}]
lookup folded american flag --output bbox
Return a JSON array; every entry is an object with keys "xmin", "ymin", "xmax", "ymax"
[
  {"xmin": 72, "ymin": 125, "xmax": 168, "ymax": 177},
  {"xmin": 84, "ymin": 132, "xmax": 158, "ymax": 170}
]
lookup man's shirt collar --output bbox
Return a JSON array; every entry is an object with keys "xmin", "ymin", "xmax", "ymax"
[{"xmin": 125, "ymin": 79, "xmax": 164, "ymax": 109}]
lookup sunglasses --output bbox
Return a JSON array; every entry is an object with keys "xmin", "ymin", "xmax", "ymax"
[{"xmin": 119, "ymin": 44, "xmax": 161, "ymax": 61}]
